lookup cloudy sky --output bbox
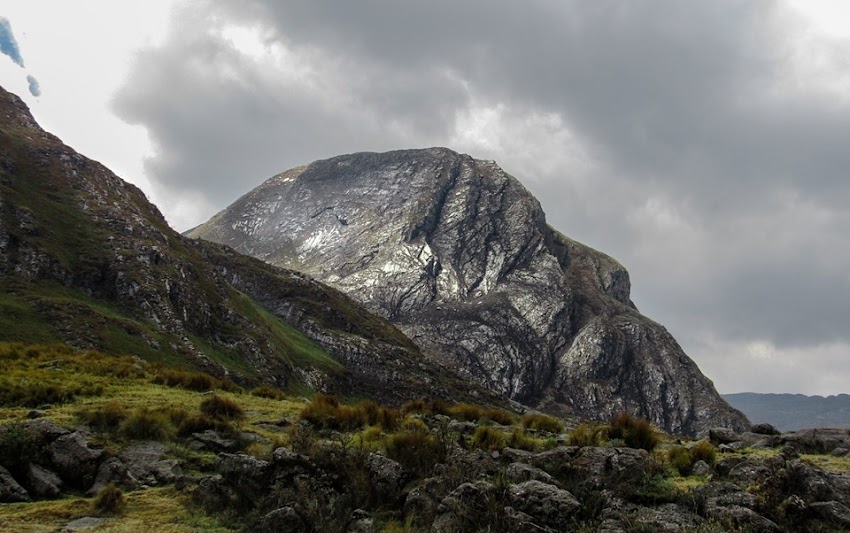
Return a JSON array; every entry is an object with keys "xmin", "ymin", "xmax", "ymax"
[{"xmin": 2, "ymin": 1, "xmax": 849, "ymax": 396}]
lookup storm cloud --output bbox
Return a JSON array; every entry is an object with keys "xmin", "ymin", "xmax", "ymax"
[{"xmin": 113, "ymin": 0, "xmax": 850, "ymax": 394}]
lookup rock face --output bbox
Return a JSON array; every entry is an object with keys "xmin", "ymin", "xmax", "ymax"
[{"xmin": 189, "ymin": 148, "xmax": 748, "ymax": 435}]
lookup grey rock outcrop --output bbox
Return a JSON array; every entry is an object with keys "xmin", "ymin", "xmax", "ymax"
[
  {"xmin": 48, "ymin": 431, "xmax": 103, "ymax": 489},
  {"xmin": 189, "ymin": 148, "xmax": 748, "ymax": 436},
  {"xmin": 0, "ymin": 465, "xmax": 29, "ymax": 502},
  {"xmin": 26, "ymin": 463, "xmax": 63, "ymax": 498}
]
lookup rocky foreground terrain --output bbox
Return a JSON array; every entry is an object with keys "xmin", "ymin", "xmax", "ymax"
[
  {"xmin": 1, "ymin": 346, "xmax": 848, "ymax": 532},
  {"xmin": 189, "ymin": 148, "xmax": 748, "ymax": 436}
]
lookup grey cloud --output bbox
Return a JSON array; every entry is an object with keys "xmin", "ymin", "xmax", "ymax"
[
  {"xmin": 114, "ymin": 0, "xmax": 850, "ymax": 392},
  {"xmin": 26, "ymin": 75, "xmax": 40, "ymax": 97}
]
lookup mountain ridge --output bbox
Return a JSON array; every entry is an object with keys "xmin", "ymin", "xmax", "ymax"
[
  {"xmin": 725, "ymin": 392, "xmax": 850, "ymax": 432},
  {"xmin": 188, "ymin": 147, "xmax": 748, "ymax": 436},
  {"xmin": 0, "ymin": 85, "xmax": 502, "ymax": 407}
]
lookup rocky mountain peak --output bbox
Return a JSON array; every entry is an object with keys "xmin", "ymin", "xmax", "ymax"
[{"xmin": 188, "ymin": 148, "xmax": 749, "ymax": 436}]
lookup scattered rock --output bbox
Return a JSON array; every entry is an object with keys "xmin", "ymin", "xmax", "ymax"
[
  {"xmin": 809, "ymin": 500, "xmax": 850, "ymax": 528},
  {"xmin": 504, "ymin": 462, "xmax": 555, "ymax": 485},
  {"xmin": 0, "ymin": 465, "xmax": 29, "ymax": 502},
  {"xmin": 364, "ymin": 453, "xmax": 406, "ymax": 503},
  {"xmin": 26, "ymin": 463, "xmax": 63, "ymax": 498},
  {"xmin": 86, "ymin": 458, "xmax": 137, "ymax": 497},
  {"xmin": 709, "ymin": 427, "xmax": 740, "ymax": 445},
  {"xmin": 259, "ymin": 506, "xmax": 306, "ymax": 532},
  {"xmin": 60, "ymin": 517, "xmax": 106, "ymax": 532},
  {"xmin": 48, "ymin": 431, "xmax": 103, "ymax": 488},
  {"xmin": 507, "ymin": 480, "xmax": 580, "ymax": 530},
  {"xmin": 119, "ymin": 441, "xmax": 177, "ymax": 486},
  {"xmin": 691, "ymin": 460, "xmax": 712, "ymax": 477},
  {"xmin": 431, "ymin": 480, "xmax": 495, "ymax": 532},
  {"xmin": 751, "ymin": 423, "xmax": 781, "ymax": 436},
  {"xmin": 346, "ymin": 508, "xmax": 374, "ymax": 533},
  {"xmin": 192, "ymin": 430, "xmax": 240, "ymax": 452}
]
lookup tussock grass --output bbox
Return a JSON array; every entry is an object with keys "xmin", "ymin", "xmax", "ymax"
[
  {"xmin": 608, "ymin": 413, "xmax": 660, "ymax": 452},
  {"xmin": 568, "ymin": 423, "xmax": 608, "ymax": 447},
  {"xmin": 521, "ymin": 413, "xmax": 564, "ymax": 433},
  {"xmin": 200, "ymin": 395, "xmax": 244, "ymax": 421},
  {"xmin": 92, "ymin": 484, "xmax": 126, "ymax": 516},
  {"xmin": 471, "ymin": 426, "xmax": 507, "ymax": 450},
  {"xmin": 299, "ymin": 394, "xmax": 399, "ymax": 431}
]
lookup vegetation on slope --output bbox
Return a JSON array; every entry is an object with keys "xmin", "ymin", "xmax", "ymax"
[{"xmin": 1, "ymin": 343, "xmax": 849, "ymax": 532}]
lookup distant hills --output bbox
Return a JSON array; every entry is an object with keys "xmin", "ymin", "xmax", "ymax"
[{"xmin": 724, "ymin": 392, "xmax": 850, "ymax": 431}]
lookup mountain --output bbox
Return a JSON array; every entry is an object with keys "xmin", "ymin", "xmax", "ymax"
[
  {"xmin": 187, "ymin": 148, "xmax": 748, "ymax": 436},
  {"xmin": 725, "ymin": 392, "xmax": 850, "ymax": 432},
  {"xmin": 0, "ymin": 86, "xmax": 500, "ymax": 406}
]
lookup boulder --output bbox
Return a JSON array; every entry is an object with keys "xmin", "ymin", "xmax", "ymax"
[
  {"xmin": 119, "ymin": 441, "xmax": 174, "ymax": 486},
  {"xmin": 709, "ymin": 427, "xmax": 740, "ymax": 445},
  {"xmin": 691, "ymin": 460, "xmax": 712, "ymax": 477},
  {"xmin": 346, "ymin": 509, "xmax": 374, "ymax": 533},
  {"xmin": 259, "ymin": 506, "xmax": 306, "ymax": 532},
  {"xmin": 751, "ymin": 423, "xmax": 781, "ymax": 436},
  {"xmin": 216, "ymin": 453, "xmax": 271, "ymax": 502},
  {"xmin": 781, "ymin": 428, "xmax": 850, "ymax": 454},
  {"xmin": 809, "ymin": 501, "xmax": 850, "ymax": 528},
  {"xmin": 60, "ymin": 517, "xmax": 106, "ymax": 532},
  {"xmin": 431, "ymin": 480, "xmax": 495, "ymax": 532},
  {"xmin": 404, "ymin": 476, "xmax": 455, "ymax": 528},
  {"xmin": 364, "ymin": 453, "xmax": 406, "ymax": 504},
  {"xmin": 192, "ymin": 430, "xmax": 240, "ymax": 452},
  {"xmin": 504, "ymin": 462, "xmax": 555, "ymax": 485},
  {"xmin": 85, "ymin": 457, "xmax": 137, "ymax": 497},
  {"xmin": 507, "ymin": 480, "xmax": 580, "ymax": 530},
  {"xmin": 530, "ymin": 446, "xmax": 579, "ymax": 477},
  {"xmin": 48, "ymin": 431, "xmax": 102, "ymax": 488},
  {"xmin": 26, "ymin": 463, "xmax": 63, "ymax": 498},
  {"xmin": 0, "ymin": 465, "xmax": 29, "ymax": 502},
  {"xmin": 696, "ymin": 482, "xmax": 780, "ymax": 532}
]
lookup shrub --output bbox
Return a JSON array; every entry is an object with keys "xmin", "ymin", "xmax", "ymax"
[
  {"xmin": 483, "ymin": 408, "xmax": 516, "ymax": 426},
  {"xmin": 92, "ymin": 483, "xmax": 126, "ymax": 516},
  {"xmin": 521, "ymin": 413, "xmax": 564, "ymax": 433},
  {"xmin": 507, "ymin": 428, "xmax": 541, "ymax": 452},
  {"xmin": 77, "ymin": 401, "xmax": 128, "ymax": 432},
  {"xmin": 429, "ymin": 399, "xmax": 450, "ymax": 416},
  {"xmin": 472, "ymin": 426, "xmax": 506, "ymax": 451},
  {"xmin": 119, "ymin": 408, "xmax": 176, "ymax": 441},
  {"xmin": 200, "ymin": 395, "xmax": 244, "ymax": 421},
  {"xmin": 689, "ymin": 440, "xmax": 717, "ymax": 467},
  {"xmin": 448, "ymin": 403, "xmax": 484, "ymax": 422},
  {"xmin": 251, "ymin": 385, "xmax": 284, "ymax": 400},
  {"xmin": 0, "ymin": 423, "xmax": 42, "ymax": 476},
  {"xmin": 287, "ymin": 424, "xmax": 317, "ymax": 455},
  {"xmin": 177, "ymin": 413, "xmax": 233, "ymax": 437},
  {"xmin": 568, "ymin": 424, "xmax": 607, "ymax": 447},
  {"xmin": 667, "ymin": 445, "xmax": 693, "ymax": 475},
  {"xmin": 356, "ymin": 400, "xmax": 400, "ymax": 430},
  {"xmin": 401, "ymin": 399, "xmax": 429, "ymax": 415},
  {"xmin": 360, "ymin": 426, "xmax": 384, "ymax": 443},
  {"xmin": 300, "ymin": 394, "xmax": 344, "ymax": 428},
  {"xmin": 608, "ymin": 413, "xmax": 659, "ymax": 452},
  {"xmin": 152, "ymin": 368, "xmax": 218, "ymax": 392},
  {"xmin": 401, "ymin": 416, "xmax": 429, "ymax": 433},
  {"xmin": 385, "ymin": 430, "xmax": 446, "ymax": 477},
  {"xmin": 299, "ymin": 395, "xmax": 398, "ymax": 431}
]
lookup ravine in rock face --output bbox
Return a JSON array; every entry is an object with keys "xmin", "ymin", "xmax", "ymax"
[{"xmin": 188, "ymin": 148, "xmax": 749, "ymax": 436}]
